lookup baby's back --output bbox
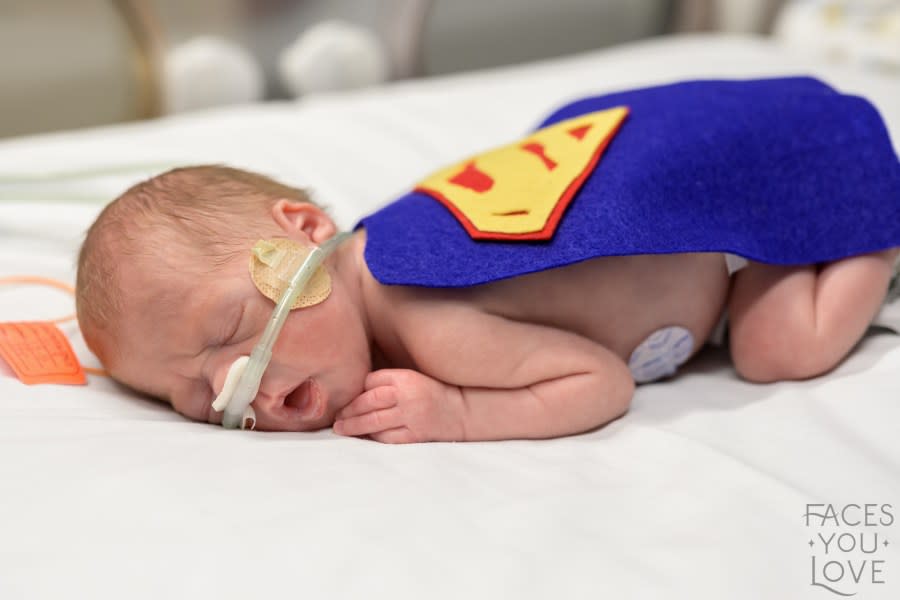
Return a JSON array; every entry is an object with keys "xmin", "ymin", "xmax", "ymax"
[
  {"xmin": 377, "ymin": 252, "xmax": 731, "ymax": 369},
  {"xmin": 465, "ymin": 252, "xmax": 730, "ymax": 361}
]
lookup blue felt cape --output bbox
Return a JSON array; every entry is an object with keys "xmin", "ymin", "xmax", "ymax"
[{"xmin": 359, "ymin": 77, "xmax": 900, "ymax": 287}]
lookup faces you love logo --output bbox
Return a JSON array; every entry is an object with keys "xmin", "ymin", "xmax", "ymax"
[{"xmin": 805, "ymin": 503, "xmax": 894, "ymax": 596}]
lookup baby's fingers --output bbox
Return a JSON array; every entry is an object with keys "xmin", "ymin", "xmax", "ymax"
[
  {"xmin": 369, "ymin": 427, "xmax": 418, "ymax": 444},
  {"xmin": 364, "ymin": 368, "xmax": 419, "ymax": 390},
  {"xmin": 333, "ymin": 407, "xmax": 402, "ymax": 437},
  {"xmin": 337, "ymin": 386, "xmax": 398, "ymax": 420}
]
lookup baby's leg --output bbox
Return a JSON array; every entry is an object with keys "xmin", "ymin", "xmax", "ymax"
[{"xmin": 728, "ymin": 248, "xmax": 900, "ymax": 383}]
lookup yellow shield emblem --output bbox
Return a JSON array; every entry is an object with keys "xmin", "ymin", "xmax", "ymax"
[{"xmin": 415, "ymin": 106, "xmax": 628, "ymax": 240}]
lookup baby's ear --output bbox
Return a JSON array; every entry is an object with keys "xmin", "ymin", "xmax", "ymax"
[{"xmin": 271, "ymin": 199, "xmax": 336, "ymax": 243}]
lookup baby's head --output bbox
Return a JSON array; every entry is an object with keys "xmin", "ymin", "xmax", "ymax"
[{"xmin": 76, "ymin": 165, "xmax": 372, "ymax": 430}]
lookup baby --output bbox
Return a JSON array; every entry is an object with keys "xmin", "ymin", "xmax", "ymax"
[{"xmin": 75, "ymin": 78, "xmax": 900, "ymax": 443}]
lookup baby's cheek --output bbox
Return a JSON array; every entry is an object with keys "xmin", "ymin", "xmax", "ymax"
[{"xmin": 170, "ymin": 380, "xmax": 215, "ymax": 423}]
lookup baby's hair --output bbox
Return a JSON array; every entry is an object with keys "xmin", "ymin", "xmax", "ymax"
[{"xmin": 76, "ymin": 165, "xmax": 314, "ymax": 358}]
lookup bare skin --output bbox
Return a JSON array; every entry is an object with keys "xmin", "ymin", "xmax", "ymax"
[
  {"xmin": 729, "ymin": 250, "xmax": 900, "ymax": 382},
  {"xmin": 103, "ymin": 200, "xmax": 899, "ymax": 443},
  {"xmin": 349, "ymin": 245, "xmax": 727, "ymax": 441}
]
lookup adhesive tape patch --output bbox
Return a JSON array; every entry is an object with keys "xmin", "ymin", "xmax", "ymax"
[{"xmin": 249, "ymin": 238, "xmax": 332, "ymax": 308}]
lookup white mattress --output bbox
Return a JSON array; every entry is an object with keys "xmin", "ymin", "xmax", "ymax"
[{"xmin": 1, "ymin": 34, "xmax": 899, "ymax": 599}]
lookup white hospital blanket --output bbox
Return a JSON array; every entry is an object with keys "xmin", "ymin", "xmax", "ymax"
[{"xmin": 1, "ymin": 34, "xmax": 899, "ymax": 599}]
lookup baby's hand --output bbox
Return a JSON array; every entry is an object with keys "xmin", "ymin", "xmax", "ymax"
[{"xmin": 333, "ymin": 369, "xmax": 466, "ymax": 443}]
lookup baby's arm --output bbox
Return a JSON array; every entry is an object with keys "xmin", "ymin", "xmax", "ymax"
[
  {"xmin": 333, "ymin": 307, "xmax": 634, "ymax": 443},
  {"xmin": 728, "ymin": 248, "xmax": 900, "ymax": 383}
]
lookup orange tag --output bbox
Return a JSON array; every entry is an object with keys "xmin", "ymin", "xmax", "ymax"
[{"xmin": 0, "ymin": 321, "xmax": 86, "ymax": 385}]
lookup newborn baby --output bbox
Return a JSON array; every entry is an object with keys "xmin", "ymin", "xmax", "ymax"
[{"xmin": 75, "ymin": 78, "xmax": 900, "ymax": 442}]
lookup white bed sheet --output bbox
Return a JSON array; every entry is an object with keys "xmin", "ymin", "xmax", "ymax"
[{"xmin": 1, "ymin": 34, "xmax": 899, "ymax": 599}]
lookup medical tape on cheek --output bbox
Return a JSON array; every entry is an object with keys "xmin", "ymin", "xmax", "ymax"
[{"xmin": 249, "ymin": 239, "xmax": 331, "ymax": 308}]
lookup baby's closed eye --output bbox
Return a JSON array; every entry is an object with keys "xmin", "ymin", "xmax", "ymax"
[{"xmin": 207, "ymin": 301, "xmax": 247, "ymax": 348}]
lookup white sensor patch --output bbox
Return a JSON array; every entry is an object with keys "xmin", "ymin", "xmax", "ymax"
[{"xmin": 628, "ymin": 325, "xmax": 694, "ymax": 383}]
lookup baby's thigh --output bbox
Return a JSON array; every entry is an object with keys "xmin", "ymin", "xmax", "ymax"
[{"xmin": 728, "ymin": 249, "xmax": 899, "ymax": 382}]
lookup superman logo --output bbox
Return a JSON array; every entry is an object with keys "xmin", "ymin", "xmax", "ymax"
[{"xmin": 415, "ymin": 106, "xmax": 628, "ymax": 240}]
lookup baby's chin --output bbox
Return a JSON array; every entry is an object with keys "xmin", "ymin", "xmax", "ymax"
[
  {"xmin": 243, "ymin": 411, "xmax": 332, "ymax": 433},
  {"xmin": 264, "ymin": 407, "xmax": 341, "ymax": 433},
  {"xmin": 258, "ymin": 419, "xmax": 332, "ymax": 433}
]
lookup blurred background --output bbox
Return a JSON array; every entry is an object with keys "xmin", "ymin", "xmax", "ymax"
[{"xmin": 0, "ymin": 0, "xmax": 896, "ymax": 139}]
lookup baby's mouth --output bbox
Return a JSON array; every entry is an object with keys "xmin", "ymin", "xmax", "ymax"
[{"xmin": 285, "ymin": 378, "xmax": 324, "ymax": 418}]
